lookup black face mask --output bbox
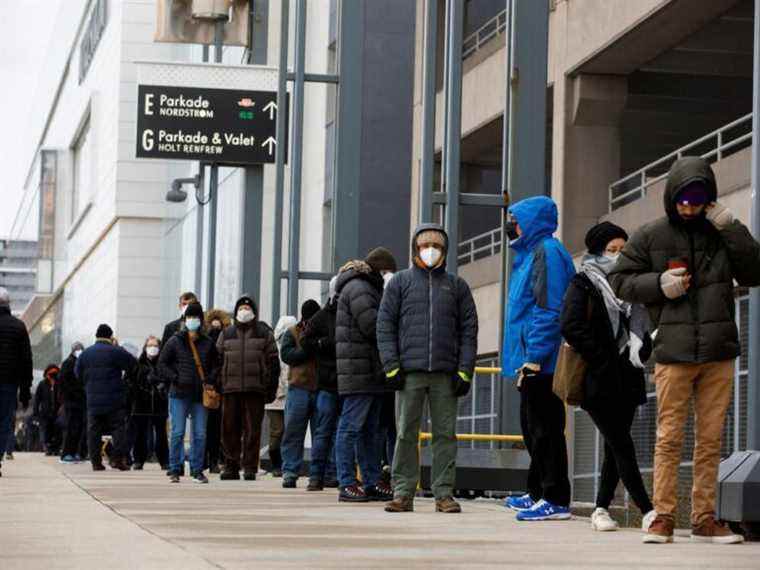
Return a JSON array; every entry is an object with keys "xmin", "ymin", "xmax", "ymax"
[{"xmin": 505, "ymin": 221, "xmax": 519, "ymax": 241}]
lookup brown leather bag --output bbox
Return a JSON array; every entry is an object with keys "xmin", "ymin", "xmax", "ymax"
[
  {"xmin": 552, "ymin": 299, "xmax": 593, "ymax": 406},
  {"xmin": 188, "ymin": 335, "xmax": 220, "ymax": 410}
]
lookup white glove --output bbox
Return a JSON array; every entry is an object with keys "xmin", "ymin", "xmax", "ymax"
[
  {"xmin": 660, "ymin": 268, "xmax": 689, "ymax": 300},
  {"xmin": 705, "ymin": 202, "xmax": 734, "ymax": 231},
  {"xmin": 629, "ymin": 333, "xmax": 645, "ymax": 369}
]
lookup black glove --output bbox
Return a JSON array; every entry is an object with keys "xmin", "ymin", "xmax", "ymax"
[
  {"xmin": 452, "ymin": 373, "xmax": 471, "ymax": 397},
  {"xmin": 386, "ymin": 370, "xmax": 406, "ymax": 391},
  {"xmin": 19, "ymin": 385, "xmax": 31, "ymax": 410}
]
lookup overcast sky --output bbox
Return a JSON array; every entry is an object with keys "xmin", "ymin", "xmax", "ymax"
[{"xmin": 0, "ymin": 1, "xmax": 63, "ymax": 240}]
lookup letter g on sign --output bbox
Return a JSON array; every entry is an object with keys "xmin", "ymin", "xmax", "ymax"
[{"xmin": 142, "ymin": 129, "xmax": 154, "ymax": 151}]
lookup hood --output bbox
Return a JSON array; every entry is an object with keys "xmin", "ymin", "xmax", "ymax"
[
  {"xmin": 410, "ymin": 223, "xmax": 449, "ymax": 267},
  {"xmin": 233, "ymin": 295, "xmax": 259, "ymax": 324},
  {"xmin": 335, "ymin": 260, "xmax": 382, "ymax": 294},
  {"xmin": 663, "ymin": 156, "xmax": 718, "ymax": 224},
  {"xmin": 205, "ymin": 308, "xmax": 232, "ymax": 329},
  {"xmin": 274, "ymin": 315, "xmax": 297, "ymax": 341},
  {"xmin": 508, "ymin": 196, "xmax": 558, "ymax": 251}
]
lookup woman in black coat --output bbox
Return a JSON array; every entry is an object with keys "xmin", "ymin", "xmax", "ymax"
[
  {"xmin": 560, "ymin": 222, "xmax": 655, "ymax": 533},
  {"xmin": 128, "ymin": 336, "xmax": 169, "ymax": 470}
]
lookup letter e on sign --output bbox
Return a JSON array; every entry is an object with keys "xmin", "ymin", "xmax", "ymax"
[
  {"xmin": 145, "ymin": 93, "xmax": 154, "ymax": 116},
  {"xmin": 142, "ymin": 130, "xmax": 154, "ymax": 151}
]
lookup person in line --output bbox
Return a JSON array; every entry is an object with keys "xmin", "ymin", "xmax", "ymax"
[
  {"xmin": 279, "ymin": 300, "xmax": 321, "ymax": 488},
  {"xmin": 378, "ymin": 224, "xmax": 479, "ymax": 514},
  {"xmin": 217, "ymin": 295, "xmax": 279, "ymax": 482},
  {"xmin": 160, "ymin": 302, "xmax": 220, "ymax": 483},
  {"xmin": 302, "ymin": 281, "xmax": 341, "ymax": 489},
  {"xmin": 610, "ymin": 157, "xmax": 760, "ymax": 544},
  {"xmin": 205, "ymin": 309, "xmax": 231, "ymax": 474},
  {"xmin": 59, "ymin": 342, "xmax": 87, "ymax": 463},
  {"xmin": 267, "ymin": 315, "xmax": 296, "ymax": 478},
  {"xmin": 0, "ymin": 287, "xmax": 32, "ymax": 477},
  {"xmin": 128, "ymin": 336, "xmax": 169, "ymax": 470},
  {"xmin": 502, "ymin": 196, "xmax": 575, "ymax": 521},
  {"xmin": 34, "ymin": 364, "xmax": 63, "ymax": 456},
  {"xmin": 334, "ymin": 248, "xmax": 397, "ymax": 503},
  {"xmin": 560, "ymin": 222, "xmax": 656, "ymax": 532},
  {"xmin": 161, "ymin": 291, "xmax": 198, "ymax": 348},
  {"xmin": 76, "ymin": 324, "xmax": 137, "ymax": 471}
]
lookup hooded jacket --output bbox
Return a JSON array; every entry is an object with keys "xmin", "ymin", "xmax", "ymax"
[
  {"xmin": 609, "ymin": 157, "xmax": 760, "ymax": 364},
  {"xmin": 502, "ymin": 196, "xmax": 576, "ymax": 378},
  {"xmin": 216, "ymin": 295, "xmax": 280, "ymax": 397},
  {"xmin": 377, "ymin": 224, "xmax": 478, "ymax": 376},
  {"xmin": 267, "ymin": 316, "xmax": 296, "ymax": 411},
  {"xmin": 76, "ymin": 341, "xmax": 137, "ymax": 415},
  {"xmin": 335, "ymin": 260, "xmax": 386, "ymax": 395}
]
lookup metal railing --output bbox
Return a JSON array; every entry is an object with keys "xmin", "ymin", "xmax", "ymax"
[
  {"xmin": 609, "ymin": 113, "xmax": 753, "ymax": 212},
  {"xmin": 458, "ymin": 227, "xmax": 502, "ymax": 265},
  {"xmin": 462, "ymin": 9, "xmax": 508, "ymax": 60}
]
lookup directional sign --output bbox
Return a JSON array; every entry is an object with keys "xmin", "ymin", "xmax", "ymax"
[{"xmin": 136, "ymin": 85, "xmax": 288, "ymax": 165}]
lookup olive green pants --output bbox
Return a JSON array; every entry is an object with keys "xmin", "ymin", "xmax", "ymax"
[{"xmin": 391, "ymin": 372, "xmax": 458, "ymax": 499}]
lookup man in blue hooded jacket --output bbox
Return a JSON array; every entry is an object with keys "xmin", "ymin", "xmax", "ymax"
[{"xmin": 502, "ymin": 196, "xmax": 575, "ymax": 521}]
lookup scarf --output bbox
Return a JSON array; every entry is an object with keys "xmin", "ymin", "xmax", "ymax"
[{"xmin": 580, "ymin": 254, "xmax": 631, "ymax": 353}]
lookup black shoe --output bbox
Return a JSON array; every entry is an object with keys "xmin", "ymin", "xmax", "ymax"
[
  {"xmin": 244, "ymin": 471, "xmax": 256, "ymax": 481},
  {"xmin": 365, "ymin": 481, "xmax": 394, "ymax": 502},
  {"xmin": 220, "ymin": 470, "xmax": 240, "ymax": 481},
  {"xmin": 192, "ymin": 472, "xmax": 209, "ymax": 484},
  {"xmin": 339, "ymin": 484, "xmax": 370, "ymax": 503},
  {"xmin": 170, "ymin": 473, "xmax": 180, "ymax": 483},
  {"xmin": 132, "ymin": 463, "xmax": 144, "ymax": 471},
  {"xmin": 307, "ymin": 478, "xmax": 324, "ymax": 492},
  {"xmin": 282, "ymin": 477, "xmax": 297, "ymax": 489},
  {"xmin": 92, "ymin": 463, "xmax": 106, "ymax": 472},
  {"xmin": 323, "ymin": 478, "xmax": 339, "ymax": 488}
]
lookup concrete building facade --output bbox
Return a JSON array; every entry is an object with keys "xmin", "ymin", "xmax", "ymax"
[{"xmin": 0, "ymin": 239, "xmax": 37, "ymax": 316}]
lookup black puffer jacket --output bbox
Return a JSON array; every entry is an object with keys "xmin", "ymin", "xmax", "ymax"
[
  {"xmin": 0, "ymin": 305, "xmax": 32, "ymax": 390},
  {"xmin": 302, "ymin": 299, "xmax": 338, "ymax": 393},
  {"xmin": 59, "ymin": 354, "xmax": 86, "ymax": 408},
  {"xmin": 377, "ymin": 224, "xmax": 478, "ymax": 376},
  {"xmin": 561, "ymin": 273, "xmax": 648, "ymax": 410},
  {"xmin": 159, "ymin": 330, "xmax": 220, "ymax": 401},
  {"xmin": 610, "ymin": 156, "xmax": 760, "ymax": 364},
  {"xmin": 335, "ymin": 261, "xmax": 386, "ymax": 395}
]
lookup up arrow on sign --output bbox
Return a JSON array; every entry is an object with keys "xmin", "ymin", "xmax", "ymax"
[
  {"xmin": 262, "ymin": 136, "xmax": 277, "ymax": 155},
  {"xmin": 263, "ymin": 100, "xmax": 277, "ymax": 120}
]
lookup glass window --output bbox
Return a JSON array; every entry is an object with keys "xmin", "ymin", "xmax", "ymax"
[{"xmin": 72, "ymin": 120, "xmax": 92, "ymax": 224}]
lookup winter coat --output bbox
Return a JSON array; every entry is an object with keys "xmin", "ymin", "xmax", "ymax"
[
  {"xmin": 281, "ymin": 323, "xmax": 318, "ymax": 392},
  {"xmin": 302, "ymin": 300, "xmax": 338, "ymax": 392},
  {"xmin": 267, "ymin": 316, "xmax": 296, "ymax": 410},
  {"xmin": 34, "ymin": 374, "xmax": 60, "ymax": 420},
  {"xmin": 159, "ymin": 330, "xmax": 220, "ymax": 401},
  {"xmin": 59, "ymin": 354, "xmax": 86, "ymax": 409},
  {"xmin": 377, "ymin": 224, "xmax": 478, "ymax": 377},
  {"xmin": 216, "ymin": 296, "xmax": 280, "ymax": 397},
  {"xmin": 128, "ymin": 353, "xmax": 167, "ymax": 417},
  {"xmin": 560, "ymin": 273, "xmax": 649, "ymax": 410},
  {"xmin": 75, "ymin": 341, "xmax": 137, "ymax": 415},
  {"xmin": 161, "ymin": 317, "xmax": 183, "ymax": 349},
  {"xmin": 502, "ymin": 197, "xmax": 576, "ymax": 378},
  {"xmin": 0, "ymin": 305, "xmax": 32, "ymax": 390},
  {"xmin": 335, "ymin": 260, "xmax": 386, "ymax": 396},
  {"xmin": 609, "ymin": 157, "xmax": 760, "ymax": 364}
]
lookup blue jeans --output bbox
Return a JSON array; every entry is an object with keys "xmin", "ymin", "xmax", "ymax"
[
  {"xmin": 169, "ymin": 396, "xmax": 207, "ymax": 475},
  {"xmin": 0, "ymin": 384, "xmax": 17, "ymax": 459},
  {"xmin": 336, "ymin": 394, "xmax": 383, "ymax": 488},
  {"xmin": 281, "ymin": 387, "xmax": 339, "ymax": 480}
]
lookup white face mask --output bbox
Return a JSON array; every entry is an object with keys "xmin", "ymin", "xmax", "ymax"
[
  {"xmin": 419, "ymin": 247, "xmax": 442, "ymax": 268},
  {"xmin": 237, "ymin": 309, "xmax": 255, "ymax": 323},
  {"xmin": 185, "ymin": 318, "xmax": 201, "ymax": 332},
  {"xmin": 604, "ymin": 253, "xmax": 620, "ymax": 264},
  {"xmin": 74, "ymin": 350, "xmax": 83, "ymax": 359},
  {"xmin": 146, "ymin": 346, "xmax": 159, "ymax": 358},
  {"xmin": 382, "ymin": 272, "xmax": 394, "ymax": 288}
]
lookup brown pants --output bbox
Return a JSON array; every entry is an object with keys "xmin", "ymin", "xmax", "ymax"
[
  {"xmin": 222, "ymin": 392, "xmax": 266, "ymax": 472},
  {"xmin": 653, "ymin": 360, "xmax": 734, "ymax": 525},
  {"xmin": 267, "ymin": 410, "xmax": 285, "ymax": 451}
]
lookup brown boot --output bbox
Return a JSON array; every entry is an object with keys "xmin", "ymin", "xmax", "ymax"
[
  {"xmin": 691, "ymin": 517, "xmax": 744, "ymax": 544},
  {"xmin": 642, "ymin": 515, "xmax": 674, "ymax": 544},
  {"xmin": 385, "ymin": 496, "xmax": 414, "ymax": 513},
  {"xmin": 435, "ymin": 496, "xmax": 461, "ymax": 513}
]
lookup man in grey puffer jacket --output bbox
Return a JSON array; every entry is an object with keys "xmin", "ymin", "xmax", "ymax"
[{"xmin": 378, "ymin": 224, "xmax": 478, "ymax": 513}]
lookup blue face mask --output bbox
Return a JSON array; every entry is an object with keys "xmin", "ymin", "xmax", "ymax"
[{"xmin": 185, "ymin": 318, "xmax": 201, "ymax": 332}]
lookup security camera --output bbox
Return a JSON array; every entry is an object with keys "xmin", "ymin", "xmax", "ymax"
[{"xmin": 165, "ymin": 180, "xmax": 188, "ymax": 203}]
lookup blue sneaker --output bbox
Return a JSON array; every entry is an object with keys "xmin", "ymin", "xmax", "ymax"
[
  {"xmin": 504, "ymin": 493, "xmax": 535, "ymax": 512},
  {"xmin": 516, "ymin": 499, "xmax": 571, "ymax": 521},
  {"xmin": 59, "ymin": 455, "xmax": 77, "ymax": 464}
]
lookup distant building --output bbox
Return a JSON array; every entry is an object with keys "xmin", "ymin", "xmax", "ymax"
[{"xmin": 0, "ymin": 239, "xmax": 37, "ymax": 316}]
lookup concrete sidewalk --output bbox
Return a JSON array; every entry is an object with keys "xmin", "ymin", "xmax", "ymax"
[{"xmin": 2, "ymin": 453, "xmax": 758, "ymax": 569}]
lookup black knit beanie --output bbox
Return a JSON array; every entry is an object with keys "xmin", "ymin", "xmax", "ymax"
[
  {"xmin": 96, "ymin": 324, "xmax": 113, "ymax": 339},
  {"xmin": 584, "ymin": 222, "xmax": 628, "ymax": 256},
  {"xmin": 301, "ymin": 299, "xmax": 321, "ymax": 322},
  {"xmin": 184, "ymin": 302, "xmax": 204, "ymax": 320},
  {"xmin": 365, "ymin": 247, "xmax": 397, "ymax": 273}
]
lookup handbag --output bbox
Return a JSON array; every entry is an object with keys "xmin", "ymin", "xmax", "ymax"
[
  {"xmin": 552, "ymin": 297, "xmax": 593, "ymax": 406},
  {"xmin": 188, "ymin": 335, "xmax": 221, "ymax": 410}
]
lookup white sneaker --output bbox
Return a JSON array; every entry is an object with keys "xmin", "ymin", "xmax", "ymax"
[
  {"xmin": 642, "ymin": 510, "xmax": 657, "ymax": 532},
  {"xmin": 591, "ymin": 508, "xmax": 619, "ymax": 532}
]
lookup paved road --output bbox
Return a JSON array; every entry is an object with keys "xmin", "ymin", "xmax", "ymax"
[{"xmin": 2, "ymin": 454, "xmax": 758, "ymax": 569}]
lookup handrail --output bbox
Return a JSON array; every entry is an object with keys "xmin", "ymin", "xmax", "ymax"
[
  {"xmin": 609, "ymin": 112, "xmax": 753, "ymax": 212},
  {"xmin": 458, "ymin": 227, "xmax": 502, "ymax": 265},
  {"xmin": 462, "ymin": 9, "xmax": 508, "ymax": 60}
]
